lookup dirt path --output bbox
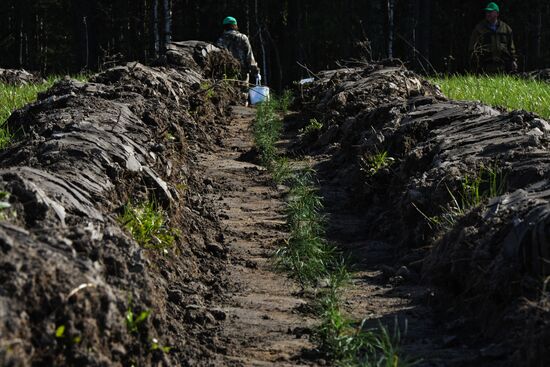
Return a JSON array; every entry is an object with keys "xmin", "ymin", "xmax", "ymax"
[
  {"xmin": 317, "ymin": 175, "xmax": 481, "ymax": 367},
  {"xmin": 194, "ymin": 105, "xmax": 489, "ymax": 366},
  {"xmin": 198, "ymin": 106, "xmax": 317, "ymax": 366}
]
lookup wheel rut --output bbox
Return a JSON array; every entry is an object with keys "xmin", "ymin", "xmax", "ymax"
[{"xmin": 198, "ymin": 106, "xmax": 316, "ymax": 366}]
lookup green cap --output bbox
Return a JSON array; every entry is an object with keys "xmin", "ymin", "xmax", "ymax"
[
  {"xmin": 484, "ymin": 2, "xmax": 499, "ymax": 12},
  {"xmin": 223, "ymin": 16, "xmax": 237, "ymax": 25}
]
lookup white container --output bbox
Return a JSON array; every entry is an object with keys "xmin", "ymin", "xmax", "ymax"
[
  {"xmin": 249, "ymin": 85, "xmax": 270, "ymax": 105},
  {"xmin": 299, "ymin": 77, "xmax": 315, "ymax": 85}
]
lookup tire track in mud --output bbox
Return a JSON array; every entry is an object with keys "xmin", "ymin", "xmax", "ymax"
[{"xmin": 198, "ymin": 106, "xmax": 317, "ymax": 366}]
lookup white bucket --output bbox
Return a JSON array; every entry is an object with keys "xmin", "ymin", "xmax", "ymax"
[{"xmin": 249, "ymin": 86, "xmax": 270, "ymax": 105}]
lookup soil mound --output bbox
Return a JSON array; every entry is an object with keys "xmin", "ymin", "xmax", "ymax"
[
  {"xmin": 295, "ymin": 63, "xmax": 550, "ymax": 365},
  {"xmin": 519, "ymin": 68, "xmax": 550, "ymax": 83},
  {"xmin": 0, "ymin": 69, "xmax": 43, "ymax": 86},
  {"xmin": 0, "ymin": 41, "xmax": 240, "ymax": 366}
]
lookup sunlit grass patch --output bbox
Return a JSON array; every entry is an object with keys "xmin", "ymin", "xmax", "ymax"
[
  {"xmin": 360, "ymin": 150, "xmax": 395, "ymax": 177},
  {"xmin": 118, "ymin": 200, "xmax": 177, "ymax": 252},
  {"xmin": 299, "ymin": 118, "xmax": 323, "ymax": 135},
  {"xmin": 431, "ymin": 74, "xmax": 550, "ymax": 119}
]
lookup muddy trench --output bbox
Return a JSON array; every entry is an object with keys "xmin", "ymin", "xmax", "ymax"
[
  {"xmin": 0, "ymin": 44, "xmax": 549, "ymax": 367},
  {"xmin": 291, "ymin": 64, "xmax": 550, "ymax": 366}
]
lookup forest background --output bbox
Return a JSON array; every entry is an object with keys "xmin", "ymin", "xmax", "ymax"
[{"xmin": 0, "ymin": 0, "xmax": 548, "ymax": 90}]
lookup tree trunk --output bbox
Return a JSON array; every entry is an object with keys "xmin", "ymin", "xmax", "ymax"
[
  {"xmin": 17, "ymin": 6, "xmax": 23, "ymax": 67},
  {"xmin": 163, "ymin": 0, "xmax": 172, "ymax": 53},
  {"xmin": 254, "ymin": 0, "xmax": 267, "ymax": 84},
  {"xmin": 152, "ymin": 0, "xmax": 160, "ymax": 58},
  {"xmin": 83, "ymin": 16, "xmax": 89, "ymax": 69},
  {"xmin": 418, "ymin": 0, "xmax": 431, "ymax": 63},
  {"xmin": 536, "ymin": 0, "xmax": 542, "ymax": 68},
  {"xmin": 387, "ymin": 0, "xmax": 394, "ymax": 58}
]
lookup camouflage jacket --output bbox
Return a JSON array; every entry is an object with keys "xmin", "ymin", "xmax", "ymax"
[
  {"xmin": 216, "ymin": 30, "xmax": 258, "ymax": 76},
  {"xmin": 468, "ymin": 20, "xmax": 517, "ymax": 71}
]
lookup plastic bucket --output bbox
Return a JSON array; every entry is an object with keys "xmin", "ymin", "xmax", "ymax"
[{"xmin": 249, "ymin": 86, "xmax": 270, "ymax": 105}]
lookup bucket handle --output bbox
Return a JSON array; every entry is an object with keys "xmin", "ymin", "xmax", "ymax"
[{"xmin": 255, "ymin": 73, "xmax": 262, "ymax": 86}]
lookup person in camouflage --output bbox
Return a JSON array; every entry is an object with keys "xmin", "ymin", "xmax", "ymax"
[
  {"xmin": 469, "ymin": 2, "xmax": 517, "ymax": 74},
  {"xmin": 216, "ymin": 16, "xmax": 259, "ymax": 83}
]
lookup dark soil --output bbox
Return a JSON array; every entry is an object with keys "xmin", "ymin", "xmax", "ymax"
[
  {"xmin": 0, "ymin": 69, "xmax": 43, "ymax": 86},
  {"xmin": 292, "ymin": 63, "xmax": 550, "ymax": 366},
  {"xmin": 0, "ymin": 42, "xmax": 246, "ymax": 367},
  {"xmin": 519, "ymin": 68, "xmax": 550, "ymax": 82},
  {"xmin": 198, "ymin": 106, "xmax": 317, "ymax": 366}
]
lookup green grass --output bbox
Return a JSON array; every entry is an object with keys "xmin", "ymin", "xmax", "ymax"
[
  {"xmin": 150, "ymin": 338, "xmax": 172, "ymax": 353},
  {"xmin": 300, "ymin": 118, "xmax": 323, "ymax": 135},
  {"xmin": 0, "ymin": 79, "xmax": 54, "ymax": 148},
  {"xmin": 271, "ymin": 157, "xmax": 293, "ymax": 185},
  {"xmin": 118, "ymin": 200, "xmax": 177, "ymax": 252},
  {"xmin": 253, "ymin": 99, "xmax": 409, "ymax": 366},
  {"xmin": 360, "ymin": 151, "xmax": 395, "ymax": 177},
  {"xmin": 275, "ymin": 170, "xmax": 337, "ymax": 285},
  {"xmin": 273, "ymin": 89, "xmax": 294, "ymax": 115},
  {"xmin": 253, "ymin": 98, "xmax": 283, "ymax": 167},
  {"xmin": 431, "ymin": 74, "xmax": 550, "ymax": 119},
  {"xmin": 126, "ymin": 307, "xmax": 150, "ymax": 334},
  {"xmin": 315, "ymin": 265, "xmax": 413, "ymax": 367},
  {"xmin": 200, "ymin": 81, "xmax": 216, "ymax": 99}
]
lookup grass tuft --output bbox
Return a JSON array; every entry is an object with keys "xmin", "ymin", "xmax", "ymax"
[
  {"xmin": 415, "ymin": 164, "xmax": 506, "ymax": 230},
  {"xmin": 273, "ymin": 89, "xmax": 294, "ymax": 115},
  {"xmin": 275, "ymin": 170, "xmax": 337, "ymax": 285},
  {"xmin": 118, "ymin": 200, "xmax": 177, "ymax": 251},
  {"xmin": 431, "ymin": 74, "xmax": 550, "ymax": 119},
  {"xmin": 360, "ymin": 150, "xmax": 395, "ymax": 177},
  {"xmin": 314, "ymin": 264, "xmax": 413, "ymax": 366},
  {"xmin": 126, "ymin": 307, "xmax": 150, "ymax": 334},
  {"xmin": 253, "ymin": 99, "xmax": 283, "ymax": 167},
  {"xmin": 271, "ymin": 157, "xmax": 294, "ymax": 185},
  {"xmin": 300, "ymin": 118, "xmax": 324, "ymax": 135}
]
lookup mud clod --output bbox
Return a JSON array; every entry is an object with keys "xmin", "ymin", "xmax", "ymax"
[{"xmin": 0, "ymin": 68, "xmax": 43, "ymax": 86}]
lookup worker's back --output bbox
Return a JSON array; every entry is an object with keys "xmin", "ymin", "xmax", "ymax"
[{"xmin": 216, "ymin": 30, "xmax": 253, "ymax": 72}]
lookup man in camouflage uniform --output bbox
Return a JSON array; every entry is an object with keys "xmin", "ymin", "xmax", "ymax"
[
  {"xmin": 216, "ymin": 16, "xmax": 259, "ymax": 83},
  {"xmin": 469, "ymin": 2, "xmax": 517, "ymax": 74}
]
